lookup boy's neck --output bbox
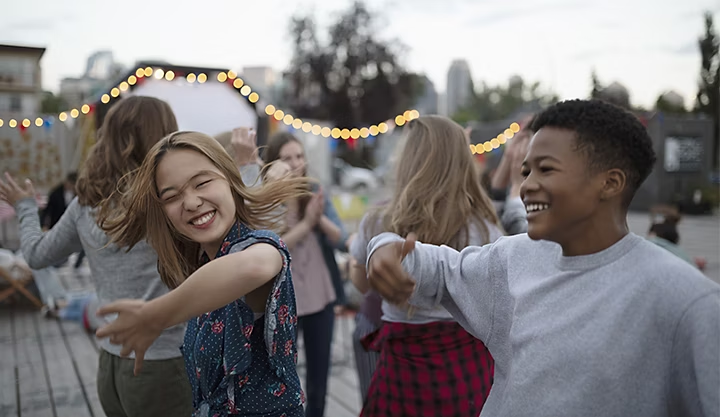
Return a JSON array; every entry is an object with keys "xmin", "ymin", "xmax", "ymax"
[{"xmin": 559, "ymin": 211, "xmax": 629, "ymax": 257}]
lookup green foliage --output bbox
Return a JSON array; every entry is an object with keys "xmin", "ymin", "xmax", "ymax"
[{"xmin": 452, "ymin": 76, "xmax": 558, "ymax": 123}]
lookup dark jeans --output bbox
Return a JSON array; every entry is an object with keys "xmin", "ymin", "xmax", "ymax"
[{"xmin": 297, "ymin": 303, "xmax": 335, "ymax": 417}]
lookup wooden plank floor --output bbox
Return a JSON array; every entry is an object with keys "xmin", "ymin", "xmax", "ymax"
[{"xmin": 0, "ymin": 258, "xmax": 363, "ymax": 417}]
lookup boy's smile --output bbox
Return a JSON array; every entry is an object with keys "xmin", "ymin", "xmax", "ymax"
[{"xmin": 520, "ymin": 127, "xmax": 608, "ymax": 252}]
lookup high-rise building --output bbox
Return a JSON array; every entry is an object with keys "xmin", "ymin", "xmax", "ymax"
[
  {"xmin": 241, "ymin": 66, "xmax": 277, "ymax": 102},
  {"xmin": 446, "ymin": 59, "xmax": 473, "ymax": 118},
  {"xmin": 413, "ymin": 75, "xmax": 438, "ymax": 115},
  {"xmin": 60, "ymin": 51, "xmax": 123, "ymax": 109}
]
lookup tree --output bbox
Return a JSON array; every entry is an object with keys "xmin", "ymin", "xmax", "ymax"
[
  {"xmin": 452, "ymin": 75, "xmax": 558, "ymax": 124},
  {"xmin": 655, "ymin": 91, "xmax": 687, "ymax": 114},
  {"xmin": 590, "ymin": 69, "xmax": 602, "ymax": 100},
  {"xmin": 283, "ymin": 1, "xmax": 422, "ymax": 131},
  {"xmin": 40, "ymin": 91, "xmax": 67, "ymax": 114},
  {"xmin": 695, "ymin": 12, "xmax": 719, "ymax": 168}
]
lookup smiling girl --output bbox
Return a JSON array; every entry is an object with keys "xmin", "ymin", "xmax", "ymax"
[{"xmin": 96, "ymin": 131, "xmax": 310, "ymax": 417}]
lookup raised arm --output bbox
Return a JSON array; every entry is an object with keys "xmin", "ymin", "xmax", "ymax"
[
  {"xmin": 96, "ymin": 242, "xmax": 284, "ymax": 374},
  {"xmin": 366, "ymin": 232, "xmax": 507, "ymax": 345},
  {"xmin": 318, "ymin": 192, "xmax": 347, "ymax": 249},
  {"xmin": 15, "ymin": 198, "xmax": 83, "ymax": 269}
]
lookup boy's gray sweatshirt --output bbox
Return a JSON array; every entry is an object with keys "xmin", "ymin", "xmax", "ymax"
[
  {"xmin": 368, "ymin": 232, "xmax": 720, "ymax": 417},
  {"xmin": 15, "ymin": 198, "xmax": 185, "ymax": 360}
]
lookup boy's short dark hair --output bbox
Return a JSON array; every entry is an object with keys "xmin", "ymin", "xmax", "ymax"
[
  {"xmin": 66, "ymin": 172, "xmax": 78, "ymax": 183},
  {"xmin": 530, "ymin": 99, "xmax": 657, "ymax": 204}
]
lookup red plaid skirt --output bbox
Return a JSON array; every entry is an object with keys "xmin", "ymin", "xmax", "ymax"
[{"xmin": 360, "ymin": 320, "xmax": 494, "ymax": 417}]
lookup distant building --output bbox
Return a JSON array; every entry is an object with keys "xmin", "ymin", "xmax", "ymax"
[
  {"xmin": 446, "ymin": 59, "xmax": 473, "ymax": 118},
  {"xmin": 0, "ymin": 43, "xmax": 45, "ymax": 117},
  {"xmin": 60, "ymin": 50, "xmax": 123, "ymax": 109},
  {"xmin": 413, "ymin": 75, "xmax": 438, "ymax": 115},
  {"xmin": 242, "ymin": 66, "xmax": 278, "ymax": 102}
]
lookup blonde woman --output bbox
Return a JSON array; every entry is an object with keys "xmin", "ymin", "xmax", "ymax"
[{"xmin": 349, "ymin": 116, "xmax": 504, "ymax": 417}]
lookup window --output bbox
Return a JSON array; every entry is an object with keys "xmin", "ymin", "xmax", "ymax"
[{"xmin": 9, "ymin": 94, "xmax": 21, "ymax": 111}]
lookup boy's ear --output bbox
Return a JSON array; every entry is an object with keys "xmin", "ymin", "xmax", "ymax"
[{"xmin": 600, "ymin": 168, "xmax": 626, "ymax": 201}]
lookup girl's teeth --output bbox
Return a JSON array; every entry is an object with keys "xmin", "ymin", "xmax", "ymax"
[{"xmin": 193, "ymin": 212, "xmax": 215, "ymax": 225}]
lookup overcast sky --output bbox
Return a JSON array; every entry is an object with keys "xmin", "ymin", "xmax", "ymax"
[{"xmin": 1, "ymin": 0, "xmax": 718, "ymax": 109}]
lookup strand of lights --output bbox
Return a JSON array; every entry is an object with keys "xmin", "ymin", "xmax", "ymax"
[
  {"xmin": 265, "ymin": 105, "xmax": 420, "ymax": 139},
  {"xmin": 470, "ymin": 122, "xmax": 521, "ymax": 155},
  {"xmin": 1, "ymin": 66, "xmax": 419, "ymax": 139}
]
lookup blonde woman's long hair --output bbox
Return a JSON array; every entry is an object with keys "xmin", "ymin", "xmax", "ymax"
[
  {"xmin": 99, "ymin": 131, "xmax": 310, "ymax": 288},
  {"xmin": 371, "ymin": 116, "xmax": 502, "ymax": 250}
]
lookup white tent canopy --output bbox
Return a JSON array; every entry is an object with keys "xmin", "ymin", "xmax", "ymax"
[{"xmin": 127, "ymin": 77, "xmax": 257, "ymax": 137}]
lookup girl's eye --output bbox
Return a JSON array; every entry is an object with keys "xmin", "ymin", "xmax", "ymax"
[
  {"xmin": 521, "ymin": 169, "xmax": 530, "ymax": 177},
  {"xmin": 196, "ymin": 180, "xmax": 212, "ymax": 188},
  {"xmin": 539, "ymin": 166, "xmax": 554, "ymax": 173},
  {"xmin": 163, "ymin": 194, "xmax": 179, "ymax": 203}
]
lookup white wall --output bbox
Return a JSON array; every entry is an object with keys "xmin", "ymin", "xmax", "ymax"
[{"xmin": 129, "ymin": 78, "xmax": 257, "ymax": 136}]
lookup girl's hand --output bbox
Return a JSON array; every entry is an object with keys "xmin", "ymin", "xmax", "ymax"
[
  {"xmin": 231, "ymin": 127, "xmax": 260, "ymax": 166},
  {"xmin": 95, "ymin": 299, "xmax": 164, "ymax": 375},
  {"xmin": 303, "ymin": 191, "xmax": 324, "ymax": 227},
  {"xmin": 508, "ymin": 135, "xmax": 530, "ymax": 198},
  {"xmin": 0, "ymin": 172, "xmax": 35, "ymax": 206},
  {"xmin": 265, "ymin": 161, "xmax": 292, "ymax": 182}
]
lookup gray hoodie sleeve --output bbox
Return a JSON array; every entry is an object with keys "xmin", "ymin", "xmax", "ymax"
[
  {"xmin": 668, "ymin": 291, "xmax": 720, "ymax": 417},
  {"xmin": 15, "ymin": 197, "xmax": 83, "ymax": 269},
  {"xmin": 367, "ymin": 232, "xmax": 509, "ymax": 346}
]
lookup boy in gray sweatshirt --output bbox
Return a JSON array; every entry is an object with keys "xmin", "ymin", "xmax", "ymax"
[{"xmin": 366, "ymin": 99, "xmax": 720, "ymax": 417}]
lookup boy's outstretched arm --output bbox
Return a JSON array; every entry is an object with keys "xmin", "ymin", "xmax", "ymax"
[{"xmin": 367, "ymin": 232, "xmax": 506, "ymax": 344}]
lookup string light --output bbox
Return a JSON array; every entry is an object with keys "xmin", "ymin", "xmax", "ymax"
[
  {"xmin": 0, "ymin": 65, "xmax": 417, "ymax": 139},
  {"xmin": 469, "ymin": 121, "xmax": 524, "ymax": 155}
]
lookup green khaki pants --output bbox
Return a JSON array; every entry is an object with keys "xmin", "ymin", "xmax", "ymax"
[{"xmin": 97, "ymin": 349, "xmax": 193, "ymax": 417}]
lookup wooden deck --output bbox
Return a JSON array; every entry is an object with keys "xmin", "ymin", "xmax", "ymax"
[{"xmin": 0, "ymin": 260, "xmax": 363, "ymax": 417}]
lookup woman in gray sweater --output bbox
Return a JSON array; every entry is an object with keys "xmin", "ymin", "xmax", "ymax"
[{"xmin": 0, "ymin": 96, "xmax": 192, "ymax": 417}]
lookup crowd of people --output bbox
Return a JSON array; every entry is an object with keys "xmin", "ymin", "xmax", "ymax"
[{"xmin": 0, "ymin": 96, "xmax": 717, "ymax": 417}]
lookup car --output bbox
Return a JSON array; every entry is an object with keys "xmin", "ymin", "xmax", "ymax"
[{"xmin": 332, "ymin": 159, "xmax": 380, "ymax": 193}]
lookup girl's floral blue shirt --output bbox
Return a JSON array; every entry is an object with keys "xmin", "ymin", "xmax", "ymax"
[{"xmin": 180, "ymin": 222, "xmax": 304, "ymax": 417}]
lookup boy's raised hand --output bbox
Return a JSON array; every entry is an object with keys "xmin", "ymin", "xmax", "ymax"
[{"xmin": 367, "ymin": 233, "xmax": 417, "ymax": 305}]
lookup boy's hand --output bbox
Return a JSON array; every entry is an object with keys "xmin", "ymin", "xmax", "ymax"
[{"xmin": 367, "ymin": 233, "xmax": 417, "ymax": 305}]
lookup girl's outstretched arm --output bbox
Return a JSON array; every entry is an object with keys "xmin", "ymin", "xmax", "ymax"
[{"xmin": 96, "ymin": 242, "xmax": 282, "ymax": 374}]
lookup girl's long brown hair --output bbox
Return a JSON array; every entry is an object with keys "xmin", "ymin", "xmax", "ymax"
[
  {"xmin": 76, "ymin": 96, "xmax": 178, "ymax": 207},
  {"xmin": 99, "ymin": 131, "xmax": 310, "ymax": 288},
  {"xmin": 263, "ymin": 132, "xmax": 313, "ymax": 218},
  {"xmin": 370, "ymin": 115, "xmax": 502, "ymax": 250}
]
